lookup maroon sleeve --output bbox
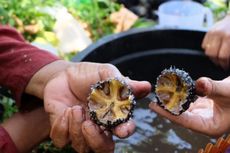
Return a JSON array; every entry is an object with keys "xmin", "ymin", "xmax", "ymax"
[
  {"xmin": 0, "ymin": 25, "xmax": 59, "ymax": 105},
  {"xmin": 0, "ymin": 126, "xmax": 19, "ymax": 153}
]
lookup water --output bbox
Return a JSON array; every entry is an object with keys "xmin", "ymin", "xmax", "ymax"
[{"xmin": 114, "ymin": 93, "xmax": 213, "ymax": 153}]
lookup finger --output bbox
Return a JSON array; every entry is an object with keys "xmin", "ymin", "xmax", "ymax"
[
  {"xmin": 218, "ymin": 58, "xmax": 229, "ymax": 71},
  {"xmin": 209, "ymin": 57, "xmax": 220, "ymax": 67},
  {"xmin": 127, "ymin": 79, "xmax": 152, "ymax": 98},
  {"xmin": 151, "ymin": 96, "xmax": 209, "ymax": 123},
  {"xmin": 148, "ymin": 102, "xmax": 217, "ymax": 136},
  {"xmin": 69, "ymin": 106, "xmax": 90, "ymax": 153},
  {"xmin": 98, "ymin": 63, "xmax": 122, "ymax": 79},
  {"xmin": 195, "ymin": 77, "xmax": 210, "ymax": 96},
  {"xmin": 44, "ymin": 99, "xmax": 68, "ymax": 125},
  {"xmin": 202, "ymin": 31, "xmax": 211, "ymax": 49},
  {"xmin": 82, "ymin": 120, "xmax": 115, "ymax": 153},
  {"xmin": 207, "ymin": 35, "xmax": 222, "ymax": 58},
  {"xmin": 113, "ymin": 119, "xmax": 135, "ymax": 138},
  {"xmin": 149, "ymin": 102, "xmax": 183, "ymax": 123},
  {"xmin": 196, "ymin": 77, "xmax": 230, "ymax": 98},
  {"xmin": 67, "ymin": 64, "xmax": 97, "ymax": 102},
  {"xmin": 99, "ymin": 64, "xmax": 152, "ymax": 98},
  {"xmin": 67, "ymin": 63, "xmax": 122, "ymax": 102},
  {"xmin": 218, "ymin": 37, "xmax": 230, "ymax": 70},
  {"xmin": 203, "ymin": 32, "xmax": 222, "ymax": 58},
  {"xmin": 50, "ymin": 108, "xmax": 71, "ymax": 148}
]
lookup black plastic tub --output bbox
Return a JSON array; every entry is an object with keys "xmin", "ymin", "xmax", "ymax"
[
  {"xmin": 72, "ymin": 28, "xmax": 230, "ymax": 153},
  {"xmin": 73, "ymin": 28, "xmax": 229, "ymax": 81}
]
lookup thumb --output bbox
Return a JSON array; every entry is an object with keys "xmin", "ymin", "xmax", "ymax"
[{"xmin": 196, "ymin": 77, "xmax": 230, "ymax": 98}]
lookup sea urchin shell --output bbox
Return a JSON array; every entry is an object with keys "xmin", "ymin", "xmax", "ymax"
[
  {"xmin": 88, "ymin": 78, "xmax": 135, "ymax": 128},
  {"xmin": 155, "ymin": 67, "xmax": 196, "ymax": 115}
]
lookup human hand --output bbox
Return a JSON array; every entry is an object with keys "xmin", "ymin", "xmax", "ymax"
[
  {"xmin": 202, "ymin": 14, "xmax": 230, "ymax": 70},
  {"xmin": 43, "ymin": 62, "xmax": 151, "ymax": 152},
  {"xmin": 149, "ymin": 76, "xmax": 230, "ymax": 137}
]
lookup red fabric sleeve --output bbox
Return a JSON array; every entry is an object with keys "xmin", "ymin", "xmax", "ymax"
[
  {"xmin": 0, "ymin": 25, "xmax": 59, "ymax": 105},
  {"xmin": 0, "ymin": 126, "xmax": 19, "ymax": 153}
]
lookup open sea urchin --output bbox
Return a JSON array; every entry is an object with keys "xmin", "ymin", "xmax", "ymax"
[
  {"xmin": 155, "ymin": 67, "xmax": 197, "ymax": 115},
  {"xmin": 88, "ymin": 78, "xmax": 135, "ymax": 128}
]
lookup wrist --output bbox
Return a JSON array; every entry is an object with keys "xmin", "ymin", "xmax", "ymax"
[{"xmin": 25, "ymin": 60, "xmax": 73, "ymax": 99}]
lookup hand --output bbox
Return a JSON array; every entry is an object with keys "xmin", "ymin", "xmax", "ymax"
[
  {"xmin": 149, "ymin": 76, "xmax": 230, "ymax": 137},
  {"xmin": 202, "ymin": 14, "xmax": 230, "ymax": 70},
  {"xmin": 42, "ymin": 62, "xmax": 151, "ymax": 152}
]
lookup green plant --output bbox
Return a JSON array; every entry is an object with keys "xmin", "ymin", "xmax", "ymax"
[
  {"xmin": 61, "ymin": 0, "xmax": 120, "ymax": 41},
  {"xmin": 0, "ymin": 96, "xmax": 18, "ymax": 121},
  {"xmin": 0, "ymin": 0, "xmax": 56, "ymax": 42},
  {"xmin": 32, "ymin": 140, "xmax": 75, "ymax": 153},
  {"xmin": 132, "ymin": 18, "xmax": 156, "ymax": 29},
  {"xmin": 204, "ymin": 0, "xmax": 230, "ymax": 21}
]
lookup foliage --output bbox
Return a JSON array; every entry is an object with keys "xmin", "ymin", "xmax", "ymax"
[
  {"xmin": 132, "ymin": 18, "xmax": 156, "ymax": 29},
  {"xmin": 61, "ymin": 0, "xmax": 121, "ymax": 41},
  {"xmin": 0, "ymin": 0, "xmax": 56, "ymax": 42},
  {"xmin": 0, "ymin": 0, "xmax": 155, "ymax": 47},
  {"xmin": 32, "ymin": 140, "xmax": 75, "ymax": 153},
  {"xmin": 204, "ymin": 0, "xmax": 230, "ymax": 21},
  {"xmin": 0, "ymin": 96, "xmax": 18, "ymax": 121}
]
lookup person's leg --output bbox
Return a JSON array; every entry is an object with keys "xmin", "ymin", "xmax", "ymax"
[{"xmin": 1, "ymin": 107, "xmax": 50, "ymax": 153}]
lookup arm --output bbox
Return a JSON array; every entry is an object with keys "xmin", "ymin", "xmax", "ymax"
[
  {"xmin": 0, "ymin": 25, "xmax": 152, "ymax": 152},
  {"xmin": 0, "ymin": 25, "xmax": 60, "ymax": 105},
  {"xmin": 1, "ymin": 106, "xmax": 50, "ymax": 153},
  {"xmin": 0, "ymin": 25, "xmax": 64, "ymax": 153}
]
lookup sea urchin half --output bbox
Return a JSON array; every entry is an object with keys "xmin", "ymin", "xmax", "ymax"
[
  {"xmin": 155, "ymin": 67, "xmax": 196, "ymax": 115},
  {"xmin": 88, "ymin": 78, "xmax": 135, "ymax": 128}
]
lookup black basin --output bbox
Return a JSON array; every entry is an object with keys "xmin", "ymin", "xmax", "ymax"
[
  {"xmin": 73, "ymin": 28, "xmax": 229, "ymax": 81},
  {"xmin": 72, "ymin": 28, "xmax": 230, "ymax": 152}
]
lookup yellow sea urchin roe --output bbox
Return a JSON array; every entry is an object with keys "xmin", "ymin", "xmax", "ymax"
[
  {"xmin": 88, "ymin": 79, "xmax": 133, "ymax": 125},
  {"xmin": 156, "ymin": 73, "xmax": 188, "ymax": 112}
]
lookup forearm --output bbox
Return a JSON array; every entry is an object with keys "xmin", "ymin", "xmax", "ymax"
[
  {"xmin": 0, "ymin": 25, "xmax": 59, "ymax": 104},
  {"xmin": 1, "ymin": 107, "xmax": 50, "ymax": 153}
]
